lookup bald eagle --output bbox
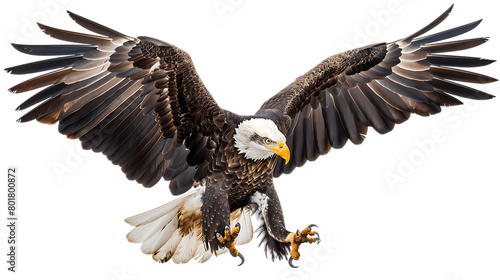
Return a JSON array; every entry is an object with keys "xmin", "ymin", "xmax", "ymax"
[{"xmin": 6, "ymin": 5, "xmax": 496, "ymax": 267}]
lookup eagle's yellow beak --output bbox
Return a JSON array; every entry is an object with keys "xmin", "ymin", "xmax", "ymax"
[{"xmin": 266, "ymin": 142, "xmax": 290, "ymax": 164}]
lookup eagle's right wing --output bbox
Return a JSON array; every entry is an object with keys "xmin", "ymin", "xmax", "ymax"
[
  {"xmin": 6, "ymin": 12, "xmax": 227, "ymax": 194},
  {"xmin": 258, "ymin": 5, "xmax": 496, "ymax": 177}
]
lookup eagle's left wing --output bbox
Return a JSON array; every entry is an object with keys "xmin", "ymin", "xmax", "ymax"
[
  {"xmin": 6, "ymin": 12, "xmax": 227, "ymax": 194},
  {"xmin": 258, "ymin": 5, "xmax": 496, "ymax": 177}
]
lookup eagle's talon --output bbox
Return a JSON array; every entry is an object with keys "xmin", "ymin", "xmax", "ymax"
[
  {"xmin": 314, "ymin": 231, "xmax": 321, "ymax": 244},
  {"xmin": 287, "ymin": 224, "xmax": 320, "ymax": 267},
  {"xmin": 217, "ymin": 224, "xmax": 244, "ymax": 265},
  {"xmin": 237, "ymin": 252, "xmax": 245, "ymax": 266},
  {"xmin": 288, "ymin": 257, "xmax": 299, "ymax": 268}
]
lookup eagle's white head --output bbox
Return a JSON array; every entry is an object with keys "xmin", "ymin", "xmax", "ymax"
[{"xmin": 234, "ymin": 118, "xmax": 290, "ymax": 163}]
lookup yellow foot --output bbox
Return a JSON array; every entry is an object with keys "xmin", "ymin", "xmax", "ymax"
[
  {"xmin": 286, "ymin": 224, "xmax": 321, "ymax": 268},
  {"xmin": 216, "ymin": 222, "xmax": 245, "ymax": 266}
]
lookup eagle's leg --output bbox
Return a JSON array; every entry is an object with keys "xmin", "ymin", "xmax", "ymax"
[
  {"xmin": 202, "ymin": 182, "xmax": 245, "ymax": 265},
  {"xmin": 252, "ymin": 184, "xmax": 320, "ymax": 267},
  {"xmin": 216, "ymin": 222, "xmax": 245, "ymax": 265}
]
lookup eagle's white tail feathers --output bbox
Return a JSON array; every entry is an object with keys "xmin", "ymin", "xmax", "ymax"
[
  {"xmin": 152, "ymin": 228, "xmax": 183, "ymax": 262},
  {"xmin": 140, "ymin": 213, "xmax": 178, "ymax": 254},
  {"xmin": 172, "ymin": 230, "xmax": 199, "ymax": 263},
  {"xmin": 125, "ymin": 196, "xmax": 185, "ymax": 227},
  {"xmin": 125, "ymin": 187, "xmax": 254, "ymax": 264}
]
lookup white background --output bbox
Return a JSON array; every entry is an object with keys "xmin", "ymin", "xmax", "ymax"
[{"xmin": 1, "ymin": 0, "xmax": 499, "ymax": 280}]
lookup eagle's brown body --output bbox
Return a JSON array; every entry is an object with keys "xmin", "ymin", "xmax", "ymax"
[{"xmin": 201, "ymin": 113, "xmax": 289, "ymax": 255}]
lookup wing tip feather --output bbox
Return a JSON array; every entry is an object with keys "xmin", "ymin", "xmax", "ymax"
[
  {"xmin": 445, "ymin": 3, "xmax": 454, "ymax": 15},
  {"xmin": 481, "ymin": 93, "xmax": 495, "ymax": 100},
  {"xmin": 66, "ymin": 10, "xmax": 85, "ymax": 24},
  {"xmin": 36, "ymin": 22, "xmax": 47, "ymax": 31}
]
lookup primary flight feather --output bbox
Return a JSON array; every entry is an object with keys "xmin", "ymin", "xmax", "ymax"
[{"xmin": 6, "ymin": 4, "xmax": 496, "ymax": 267}]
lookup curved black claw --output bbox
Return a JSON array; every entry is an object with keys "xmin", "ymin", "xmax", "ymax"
[
  {"xmin": 237, "ymin": 252, "xmax": 245, "ymax": 266},
  {"xmin": 288, "ymin": 257, "xmax": 299, "ymax": 268},
  {"xmin": 308, "ymin": 224, "xmax": 318, "ymax": 229},
  {"xmin": 235, "ymin": 222, "xmax": 241, "ymax": 230},
  {"xmin": 315, "ymin": 231, "xmax": 321, "ymax": 244}
]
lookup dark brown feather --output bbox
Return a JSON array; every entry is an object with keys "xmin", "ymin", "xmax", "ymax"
[{"xmin": 421, "ymin": 37, "xmax": 489, "ymax": 53}]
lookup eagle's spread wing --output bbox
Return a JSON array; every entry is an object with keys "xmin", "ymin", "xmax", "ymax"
[
  {"xmin": 6, "ymin": 12, "xmax": 226, "ymax": 194},
  {"xmin": 259, "ymin": 5, "xmax": 496, "ymax": 177}
]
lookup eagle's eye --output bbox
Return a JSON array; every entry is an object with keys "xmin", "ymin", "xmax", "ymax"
[{"xmin": 264, "ymin": 138, "xmax": 272, "ymax": 145}]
